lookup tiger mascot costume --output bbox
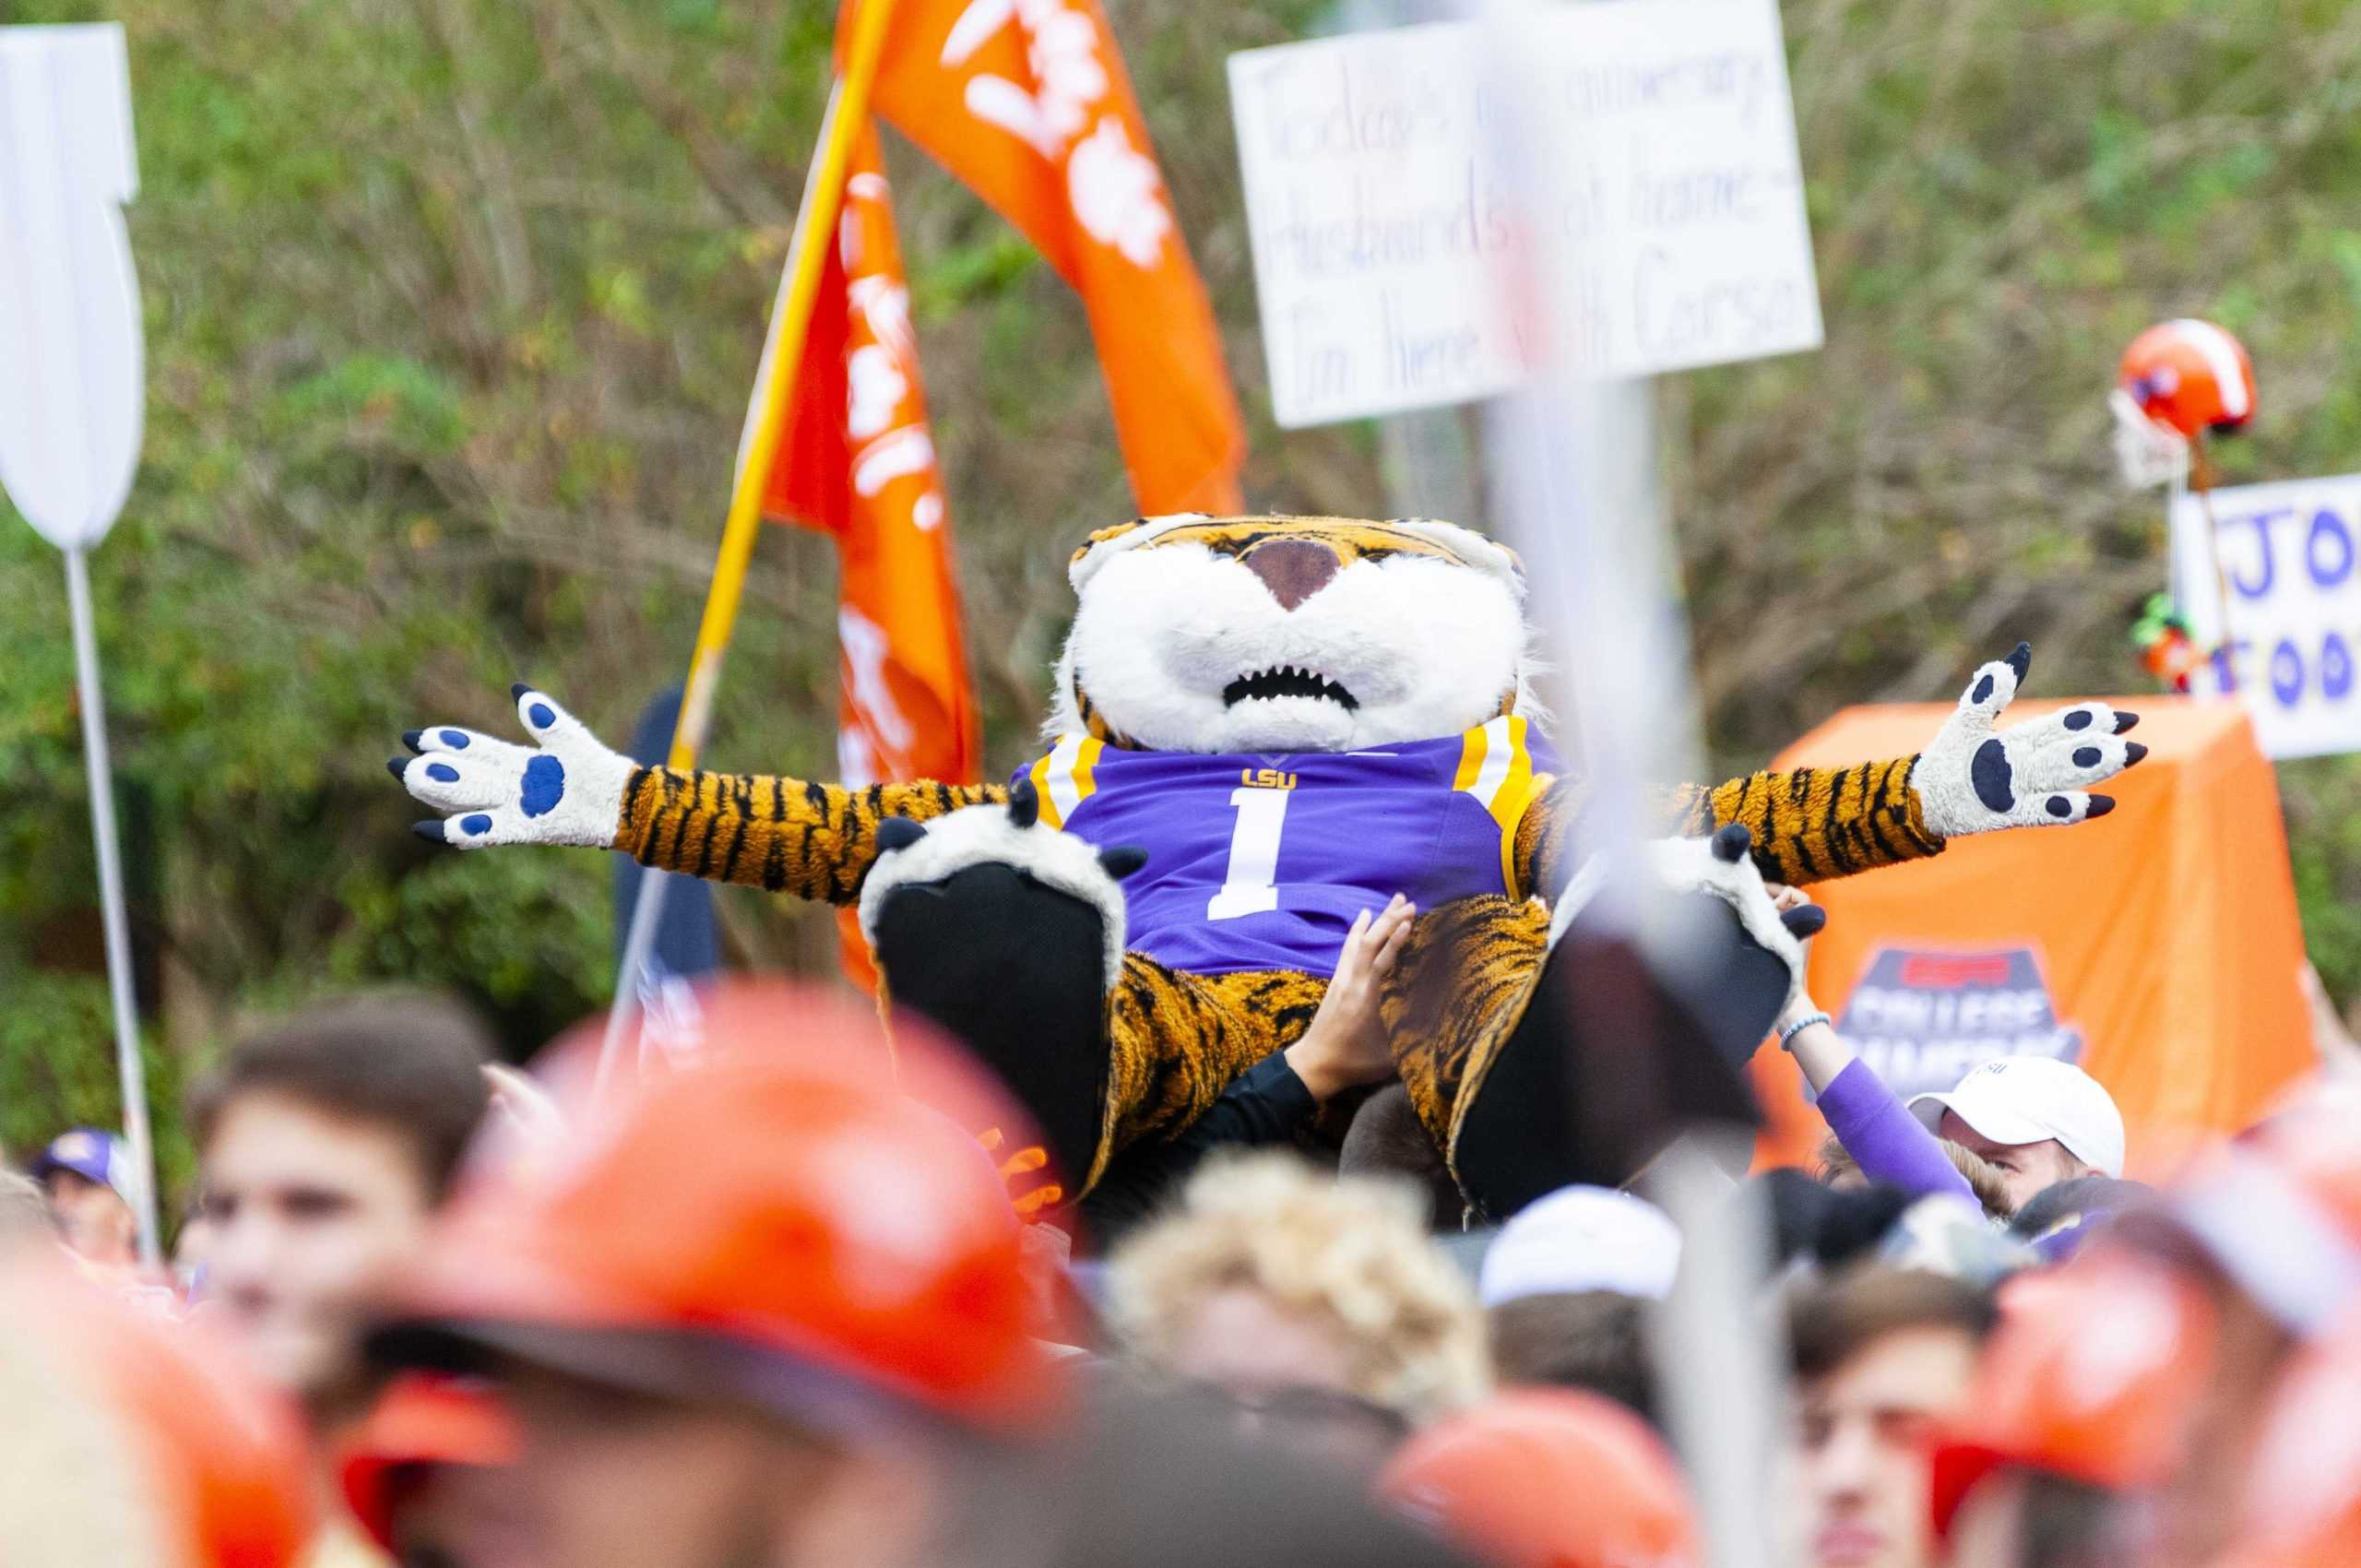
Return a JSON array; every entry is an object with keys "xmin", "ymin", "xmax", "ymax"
[{"xmin": 393, "ymin": 515, "xmax": 2142, "ymax": 1218}]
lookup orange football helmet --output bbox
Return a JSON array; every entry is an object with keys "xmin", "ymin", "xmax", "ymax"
[{"xmin": 2119, "ymin": 319, "xmax": 2257, "ymax": 439}]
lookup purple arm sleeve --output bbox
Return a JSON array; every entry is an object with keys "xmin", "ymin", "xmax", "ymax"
[{"xmin": 1817, "ymin": 1059, "xmax": 1977, "ymax": 1206}]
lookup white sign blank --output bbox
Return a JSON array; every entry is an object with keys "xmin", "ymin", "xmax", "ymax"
[
  {"xmin": 1227, "ymin": 0, "xmax": 1824, "ymax": 429},
  {"xmin": 0, "ymin": 24, "xmax": 144, "ymax": 551}
]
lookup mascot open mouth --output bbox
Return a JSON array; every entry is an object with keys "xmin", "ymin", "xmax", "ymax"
[{"xmin": 1222, "ymin": 665, "xmax": 1360, "ymax": 711}]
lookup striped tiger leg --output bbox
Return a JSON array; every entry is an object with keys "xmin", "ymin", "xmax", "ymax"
[
  {"xmin": 1380, "ymin": 895, "xmax": 1553, "ymax": 1181},
  {"xmin": 1104, "ymin": 958, "xmax": 1329, "ymax": 1160}
]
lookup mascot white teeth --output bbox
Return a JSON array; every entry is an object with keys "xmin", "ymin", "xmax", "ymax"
[{"xmin": 393, "ymin": 515, "xmax": 2145, "ymax": 1220}]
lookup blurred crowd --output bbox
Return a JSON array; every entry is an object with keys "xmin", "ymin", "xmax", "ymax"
[{"xmin": 9, "ymin": 896, "xmax": 2361, "ymax": 1568}]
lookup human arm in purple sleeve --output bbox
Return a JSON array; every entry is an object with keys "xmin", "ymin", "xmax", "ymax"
[
  {"xmin": 1812, "ymin": 1054, "xmax": 1976, "ymax": 1205},
  {"xmin": 1767, "ymin": 879, "xmax": 1975, "ymax": 1206}
]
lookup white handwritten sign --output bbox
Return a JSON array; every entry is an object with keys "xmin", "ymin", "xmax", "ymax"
[
  {"xmin": 2171, "ymin": 474, "xmax": 2361, "ymax": 759},
  {"xmin": 1227, "ymin": 0, "xmax": 1822, "ymax": 428}
]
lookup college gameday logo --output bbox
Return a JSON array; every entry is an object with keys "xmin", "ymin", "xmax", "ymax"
[{"xmin": 1832, "ymin": 947, "xmax": 2084, "ymax": 1100}]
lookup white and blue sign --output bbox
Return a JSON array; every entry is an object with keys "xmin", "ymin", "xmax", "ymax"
[{"xmin": 2173, "ymin": 473, "xmax": 2361, "ymax": 759}]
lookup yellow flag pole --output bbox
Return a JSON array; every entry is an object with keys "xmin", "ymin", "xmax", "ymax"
[
  {"xmin": 672, "ymin": 0, "xmax": 899, "ymax": 769},
  {"xmin": 601, "ymin": 0, "xmax": 898, "ymax": 1085}
]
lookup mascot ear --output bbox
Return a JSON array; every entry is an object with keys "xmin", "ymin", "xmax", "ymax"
[
  {"xmin": 1066, "ymin": 513, "xmax": 1216, "ymax": 595},
  {"xmin": 1391, "ymin": 517, "xmax": 1525, "ymax": 601}
]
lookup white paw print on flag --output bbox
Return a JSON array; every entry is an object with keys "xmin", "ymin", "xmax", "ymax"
[
  {"xmin": 943, "ymin": 0, "xmax": 1109, "ymax": 159},
  {"xmin": 848, "ymin": 344, "xmax": 909, "ymax": 441},
  {"xmin": 1067, "ymin": 117, "xmax": 1171, "ymax": 267}
]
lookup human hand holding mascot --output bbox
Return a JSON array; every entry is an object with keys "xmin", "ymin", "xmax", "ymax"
[{"xmin": 393, "ymin": 516, "xmax": 2143, "ymax": 1218}]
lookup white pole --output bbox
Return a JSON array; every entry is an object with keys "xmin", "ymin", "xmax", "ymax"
[
  {"xmin": 62, "ymin": 543, "xmax": 160, "ymax": 1268},
  {"xmin": 596, "ymin": 865, "xmax": 670, "ymax": 1096}
]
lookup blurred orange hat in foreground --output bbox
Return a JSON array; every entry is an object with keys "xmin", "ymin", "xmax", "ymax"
[
  {"xmin": 2210, "ymin": 1302, "xmax": 2361, "ymax": 1568},
  {"xmin": 370, "ymin": 980, "xmax": 1067, "ymax": 1435},
  {"xmin": 1378, "ymin": 1388, "xmax": 1701, "ymax": 1568},
  {"xmin": 1929, "ymin": 1253, "xmax": 2217, "ymax": 1541},
  {"xmin": 0, "ymin": 1256, "xmax": 313, "ymax": 1568}
]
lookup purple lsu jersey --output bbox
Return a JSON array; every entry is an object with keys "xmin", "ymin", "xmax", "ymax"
[{"xmin": 1014, "ymin": 717, "xmax": 1560, "ymax": 978}]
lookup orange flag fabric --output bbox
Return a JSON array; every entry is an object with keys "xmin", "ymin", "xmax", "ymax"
[
  {"xmin": 767, "ymin": 126, "xmax": 982, "ymax": 982},
  {"xmin": 844, "ymin": 0, "xmax": 1246, "ymax": 515},
  {"xmin": 1750, "ymin": 698, "xmax": 2319, "ymax": 1181}
]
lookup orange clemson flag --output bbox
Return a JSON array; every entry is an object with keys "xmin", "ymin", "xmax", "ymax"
[
  {"xmin": 767, "ymin": 125, "xmax": 982, "ymax": 985},
  {"xmin": 843, "ymin": 0, "xmax": 1246, "ymax": 515}
]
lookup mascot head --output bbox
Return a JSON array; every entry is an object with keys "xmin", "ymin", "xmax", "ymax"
[{"xmin": 1049, "ymin": 516, "xmax": 1541, "ymax": 754}]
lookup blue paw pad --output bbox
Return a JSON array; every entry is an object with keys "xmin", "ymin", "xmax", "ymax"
[
  {"xmin": 519, "ymin": 754, "xmax": 565, "ymax": 818},
  {"xmin": 441, "ymin": 729, "xmax": 469, "ymax": 749},
  {"xmin": 2063, "ymin": 708, "xmax": 2093, "ymax": 731},
  {"xmin": 427, "ymin": 763, "xmax": 460, "ymax": 783},
  {"xmin": 2072, "ymin": 747, "xmax": 2100, "ymax": 768},
  {"xmin": 2045, "ymin": 796, "xmax": 2072, "ymax": 819},
  {"xmin": 528, "ymin": 703, "xmax": 554, "ymax": 729},
  {"xmin": 460, "ymin": 814, "xmax": 494, "ymax": 836},
  {"xmin": 1971, "ymin": 673, "xmax": 1994, "ymax": 705},
  {"xmin": 1971, "ymin": 737, "xmax": 2014, "ymax": 813}
]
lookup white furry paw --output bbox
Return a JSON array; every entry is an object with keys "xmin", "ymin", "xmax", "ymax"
[
  {"xmin": 1645, "ymin": 825, "xmax": 1826, "ymax": 1010},
  {"xmin": 393, "ymin": 684, "xmax": 634, "ymax": 849},
  {"xmin": 857, "ymin": 780, "xmax": 1146, "ymax": 989},
  {"xmin": 1909, "ymin": 643, "xmax": 2146, "ymax": 838}
]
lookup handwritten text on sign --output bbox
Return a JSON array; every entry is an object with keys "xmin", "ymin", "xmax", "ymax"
[
  {"xmin": 2171, "ymin": 474, "xmax": 2361, "ymax": 760},
  {"xmin": 1226, "ymin": 0, "xmax": 1823, "ymax": 428}
]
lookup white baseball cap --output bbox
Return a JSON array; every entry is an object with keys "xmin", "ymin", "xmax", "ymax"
[
  {"xmin": 1908, "ymin": 1056, "xmax": 2126, "ymax": 1177},
  {"xmin": 1477, "ymin": 1185, "xmax": 1682, "ymax": 1307}
]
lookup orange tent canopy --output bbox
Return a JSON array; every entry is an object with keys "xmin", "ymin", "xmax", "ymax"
[{"xmin": 1750, "ymin": 697, "xmax": 2318, "ymax": 1179}]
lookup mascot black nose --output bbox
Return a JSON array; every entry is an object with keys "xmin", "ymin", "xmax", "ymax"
[{"xmin": 1244, "ymin": 538, "xmax": 1341, "ymax": 612}]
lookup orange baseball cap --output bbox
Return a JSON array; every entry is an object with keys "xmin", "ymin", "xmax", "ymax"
[
  {"xmin": 370, "ymin": 980, "xmax": 1068, "ymax": 1436},
  {"xmin": 1928, "ymin": 1253, "xmax": 2217, "ymax": 1541},
  {"xmin": 1378, "ymin": 1389, "xmax": 1702, "ymax": 1568},
  {"xmin": 0, "ymin": 1255, "xmax": 314, "ymax": 1568}
]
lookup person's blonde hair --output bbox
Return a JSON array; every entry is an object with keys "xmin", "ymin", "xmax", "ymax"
[{"xmin": 1106, "ymin": 1152, "xmax": 1489, "ymax": 1425}]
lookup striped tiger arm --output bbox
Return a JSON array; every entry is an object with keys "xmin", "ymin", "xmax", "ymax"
[
  {"xmin": 1511, "ymin": 755, "xmax": 1944, "ymax": 897},
  {"xmin": 613, "ymin": 770, "xmax": 1008, "ymax": 902}
]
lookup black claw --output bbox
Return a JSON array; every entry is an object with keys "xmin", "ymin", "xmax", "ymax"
[
  {"xmin": 401, "ymin": 729, "xmax": 426, "ymax": 754},
  {"xmin": 873, "ymin": 817, "xmax": 926, "ymax": 853},
  {"xmin": 1712, "ymin": 823, "xmax": 1753, "ymax": 863},
  {"xmin": 2086, "ymin": 795, "xmax": 2116, "ymax": 819},
  {"xmin": 511, "ymin": 682, "xmax": 532, "ymax": 698},
  {"xmin": 2114, "ymin": 711, "xmax": 2140, "ymax": 734},
  {"xmin": 411, "ymin": 820, "xmax": 449, "ymax": 844},
  {"xmin": 2006, "ymin": 641, "xmax": 2032, "ymax": 681},
  {"xmin": 1782, "ymin": 905, "xmax": 1827, "ymax": 939},
  {"xmin": 1098, "ymin": 845, "xmax": 1148, "ymax": 881},
  {"xmin": 2124, "ymin": 742, "xmax": 2149, "ymax": 766},
  {"xmin": 386, "ymin": 757, "xmax": 409, "ymax": 781},
  {"xmin": 1007, "ymin": 778, "xmax": 1040, "ymax": 830}
]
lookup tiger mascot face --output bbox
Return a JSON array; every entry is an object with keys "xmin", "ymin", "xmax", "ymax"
[{"xmin": 1049, "ymin": 515, "xmax": 1539, "ymax": 754}]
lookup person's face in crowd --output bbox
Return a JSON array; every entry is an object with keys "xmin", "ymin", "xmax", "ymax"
[
  {"xmin": 445, "ymin": 1360, "xmax": 933, "ymax": 1568},
  {"xmin": 1161, "ymin": 1284, "xmax": 1407, "ymax": 1476},
  {"xmin": 42, "ymin": 1169, "xmax": 136, "ymax": 1268},
  {"xmin": 202, "ymin": 1090, "xmax": 436, "ymax": 1406},
  {"xmin": 1795, "ymin": 1324, "xmax": 1979, "ymax": 1568},
  {"xmin": 1934, "ymin": 1112, "xmax": 2088, "ymax": 1213}
]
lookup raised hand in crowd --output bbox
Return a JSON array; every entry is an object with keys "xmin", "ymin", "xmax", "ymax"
[{"xmin": 1284, "ymin": 894, "xmax": 1418, "ymax": 1104}]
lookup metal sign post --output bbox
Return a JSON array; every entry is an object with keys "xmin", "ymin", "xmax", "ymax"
[{"xmin": 0, "ymin": 24, "xmax": 160, "ymax": 1266}]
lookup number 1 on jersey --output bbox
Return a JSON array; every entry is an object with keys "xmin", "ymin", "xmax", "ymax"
[{"xmin": 1207, "ymin": 786, "xmax": 1289, "ymax": 920}]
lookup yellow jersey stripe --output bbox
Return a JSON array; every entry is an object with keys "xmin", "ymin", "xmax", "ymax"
[
  {"xmin": 1028, "ymin": 734, "xmax": 1101, "ymax": 829},
  {"xmin": 1453, "ymin": 723, "xmax": 1490, "ymax": 793}
]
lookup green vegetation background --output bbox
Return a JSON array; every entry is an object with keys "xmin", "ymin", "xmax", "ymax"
[{"xmin": 6, "ymin": 0, "xmax": 2360, "ymax": 1188}]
